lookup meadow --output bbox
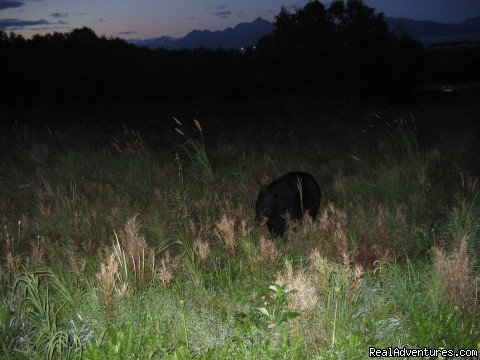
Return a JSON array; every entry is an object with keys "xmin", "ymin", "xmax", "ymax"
[{"xmin": 1, "ymin": 98, "xmax": 479, "ymax": 359}]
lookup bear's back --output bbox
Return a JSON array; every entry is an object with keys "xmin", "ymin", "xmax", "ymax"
[{"xmin": 269, "ymin": 171, "xmax": 320, "ymax": 216}]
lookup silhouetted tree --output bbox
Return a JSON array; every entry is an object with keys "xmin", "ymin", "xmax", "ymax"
[
  {"xmin": 0, "ymin": 26, "xmax": 252, "ymax": 112},
  {"xmin": 258, "ymin": 0, "xmax": 427, "ymax": 96},
  {"xmin": 258, "ymin": 2, "xmax": 338, "ymax": 91},
  {"xmin": 328, "ymin": 0, "xmax": 394, "ymax": 92}
]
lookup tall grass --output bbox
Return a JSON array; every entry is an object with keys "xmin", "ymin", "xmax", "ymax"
[
  {"xmin": 175, "ymin": 118, "xmax": 215, "ymax": 187},
  {"xmin": 12, "ymin": 270, "xmax": 86, "ymax": 359},
  {"xmin": 445, "ymin": 195, "xmax": 480, "ymax": 255},
  {"xmin": 1, "ymin": 112, "xmax": 479, "ymax": 357},
  {"xmin": 380, "ymin": 117, "xmax": 423, "ymax": 170}
]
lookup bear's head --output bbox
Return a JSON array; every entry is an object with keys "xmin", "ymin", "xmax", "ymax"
[{"xmin": 255, "ymin": 187, "xmax": 274, "ymax": 227}]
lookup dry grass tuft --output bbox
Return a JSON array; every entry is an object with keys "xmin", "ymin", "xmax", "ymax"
[
  {"xmin": 310, "ymin": 248, "xmax": 334, "ymax": 291},
  {"xmin": 286, "ymin": 203, "xmax": 351, "ymax": 258},
  {"xmin": 159, "ymin": 252, "xmax": 176, "ymax": 288},
  {"xmin": 97, "ymin": 252, "xmax": 128, "ymax": 323},
  {"xmin": 285, "ymin": 213, "xmax": 298, "ymax": 240},
  {"xmin": 433, "ymin": 236, "xmax": 478, "ymax": 309},
  {"xmin": 349, "ymin": 263, "xmax": 364, "ymax": 292},
  {"xmin": 113, "ymin": 215, "xmax": 156, "ymax": 285},
  {"xmin": 240, "ymin": 219, "xmax": 252, "ymax": 238},
  {"xmin": 214, "ymin": 213, "xmax": 236, "ymax": 256},
  {"xmin": 310, "ymin": 247, "xmax": 363, "ymax": 295},
  {"xmin": 220, "ymin": 200, "xmax": 247, "ymax": 220},
  {"xmin": 276, "ymin": 261, "xmax": 318, "ymax": 312},
  {"xmin": 121, "ymin": 214, "xmax": 148, "ymax": 262},
  {"xmin": 318, "ymin": 203, "xmax": 351, "ymax": 259},
  {"xmin": 193, "ymin": 238, "xmax": 210, "ymax": 269},
  {"xmin": 98, "ymin": 253, "xmax": 119, "ymax": 294},
  {"xmin": 118, "ymin": 215, "xmax": 153, "ymax": 281},
  {"xmin": 259, "ymin": 236, "xmax": 279, "ymax": 267},
  {"xmin": 190, "ymin": 221, "xmax": 211, "ymax": 268}
]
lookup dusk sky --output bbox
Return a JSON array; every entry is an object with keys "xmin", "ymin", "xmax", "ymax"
[{"xmin": 1, "ymin": 0, "xmax": 480, "ymax": 39}]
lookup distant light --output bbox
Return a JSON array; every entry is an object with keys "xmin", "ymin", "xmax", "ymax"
[{"xmin": 441, "ymin": 85, "xmax": 454, "ymax": 93}]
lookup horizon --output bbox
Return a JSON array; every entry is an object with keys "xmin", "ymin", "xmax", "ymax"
[{"xmin": 0, "ymin": 0, "xmax": 480, "ymax": 40}]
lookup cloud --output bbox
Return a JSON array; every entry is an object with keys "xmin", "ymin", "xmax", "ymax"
[
  {"xmin": 50, "ymin": 12, "xmax": 67, "ymax": 18},
  {"xmin": 97, "ymin": 18, "xmax": 105, "ymax": 22},
  {"xmin": 50, "ymin": 12, "xmax": 88, "ymax": 18},
  {"xmin": 236, "ymin": 11, "xmax": 244, "ymax": 17},
  {"xmin": 211, "ymin": 10, "xmax": 231, "ymax": 19},
  {"xmin": 214, "ymin": 3, "xmax": 228, "ymax": 10},
  {"xmin": 0, "ymin": 0, "xmax": 23, "ymax": 10},
  {"xmin": 185, "ymin": 16, "xmax": 196, "ymax": 20},
  {"xmin": 0, "ymin": 0, "xmax": 43, "ymax": 11},
  {"xmin": 0, "ymin": 18, "xmax": 67, "ymax": 29},
  {"xmin": 205, "ymin": 3, "xmax": 228, "ymax": 11},
  {"xmin": 31, "ymin": 25, "xmax": 69, "ymax": 30},
  {"xmin": 0, "ymin": 18, "xmax": 48, "ymax": 28},
  {"xmin": 118, "ymin": 30, "xmax": 136, "ymax": 35}
]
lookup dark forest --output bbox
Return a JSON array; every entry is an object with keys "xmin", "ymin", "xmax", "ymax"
[{"xmin": 1, "ymin": 1, "xmax": 478, "ymax": 113}]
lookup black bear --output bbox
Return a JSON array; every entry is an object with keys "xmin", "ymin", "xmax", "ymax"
[{"xmin": 255, "ymin": 171, "xmax": 321, "ymax": 238}]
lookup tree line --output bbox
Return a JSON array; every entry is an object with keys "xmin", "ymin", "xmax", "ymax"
[{"xmin": 0, "ymin": 0, "xmax": 477, "ymax": 108}]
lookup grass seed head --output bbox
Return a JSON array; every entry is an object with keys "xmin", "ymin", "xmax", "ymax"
[
  {"xmin": 194, "ymin": 119, "xmax": 203, "ymax": 133},
  {"xmin": 193, "ymin": 238, "xmax": 210, "ymax": 268},
  {"xmin": 214, "ymin": 213, "xmax": 236, "ymax": 256},
  {"xmin": 259, "ymin": 236, "xmax": 279, "ymax": 267},
  {"xmin": 277, "ymin": 261, "xmax": 318, "ymax": 312},
  {"xmin": 121, "ymin": 214, "xmax": 148, "ymax": 266},
  {"xmin": 434, "ymin": 235, "xmax": 477, "ymax": 309},
  {"xmin": 159, "ymin": 252, "xmax": 175, "ymax": 288}
]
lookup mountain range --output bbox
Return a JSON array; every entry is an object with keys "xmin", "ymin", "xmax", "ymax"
[
  {"xmin": 129, "ymin": 17, "xmax": 273, "ymax": 50},
  {"xmin": 128, "ymin": 15, "xmax": 480, "ymax": 50},
  {"xmin": 387, "ymin": 15, "xmax": 480, "ymax": 38}
]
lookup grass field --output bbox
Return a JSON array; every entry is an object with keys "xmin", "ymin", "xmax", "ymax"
[{"xmin": 1, "ymin": 100, "xmax": 479, "ymax": 359}]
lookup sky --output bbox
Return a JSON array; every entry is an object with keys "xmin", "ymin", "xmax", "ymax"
[{"xmin": 1, "ymin": 0, "xmax": 480, "ymax": 40}]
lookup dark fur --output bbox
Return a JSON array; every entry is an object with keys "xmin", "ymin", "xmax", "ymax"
[{"xmin": 255, "ymin": 171, "xmax": 321, "ymax": 238}]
